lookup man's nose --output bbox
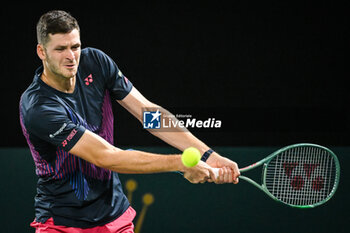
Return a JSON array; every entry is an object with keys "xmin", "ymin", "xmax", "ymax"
[{"xmin": 65, "ymin": 49, "xmax": 75, "ymax": 60}]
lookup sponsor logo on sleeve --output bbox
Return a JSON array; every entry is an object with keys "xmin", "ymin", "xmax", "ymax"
[
  {"xmin": 49, "ymin": 123, "xmax": 68, "ymax": 138},
  {"xmin": 62, "ymin": 129, "xmax": 78, "ymax": 147}
]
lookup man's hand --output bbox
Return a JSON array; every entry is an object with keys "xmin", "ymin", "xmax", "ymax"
[
  {"xmin": 206, "ymin": 152, "xmax": 240, "ymax": 184},
  {"xmin": 183, "ymin": 161, "xmax": 215, "ymax": 184}
]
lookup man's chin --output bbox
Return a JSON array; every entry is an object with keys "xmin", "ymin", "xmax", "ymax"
[
  {"xmin": 62, "ymin": 71, "xmax": 77, "ymax": 79},
  {"xmin": 61, "ymin": 65, "xmax": 77, "ymax": 76}
]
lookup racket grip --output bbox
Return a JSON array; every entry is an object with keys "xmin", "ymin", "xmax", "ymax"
[
  {"xmin": 212, "ymin": 168, "xmax": 219, "ymax": 179},
  {"xmin": 178, "ymin": 168, "xmax": 220, "ymax": 179}
]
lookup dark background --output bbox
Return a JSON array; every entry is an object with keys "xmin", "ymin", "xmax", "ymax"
[{"xmin": 1, "ymin": 1, "xmax": 349, "ymax": 148}]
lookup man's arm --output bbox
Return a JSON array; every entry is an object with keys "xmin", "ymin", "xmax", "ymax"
[
  {"xmin": 117, "ymin": 87, "xmax": 240, "ymax": 184},
  {"xmin": 69, "ymin": 129, "xmax": 214, "ymax": 183}
]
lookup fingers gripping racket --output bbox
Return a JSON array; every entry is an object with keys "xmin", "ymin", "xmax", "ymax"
[{"xmin": 213, "ymin": 143, "xmax": 340, "ymax": 208}]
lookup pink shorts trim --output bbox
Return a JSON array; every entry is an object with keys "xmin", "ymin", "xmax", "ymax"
[{"xmin": 30, "ymin": 206, "xmax": 136, "ymax": 233}]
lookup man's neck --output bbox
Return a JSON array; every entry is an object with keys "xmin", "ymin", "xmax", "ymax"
[{"xmin": 41, "ymin": 70, "xmax": 76, "ymax": 94}]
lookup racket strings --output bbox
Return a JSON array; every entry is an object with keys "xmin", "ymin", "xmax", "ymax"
[{"xmin": 265, "ymin": 146, "xmax": 337, "ymax": 206}]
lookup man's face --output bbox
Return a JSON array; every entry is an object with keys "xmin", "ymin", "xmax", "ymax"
[{"xmin": 40, "ymin": 29, "xmax": 81, "ymax": 79}]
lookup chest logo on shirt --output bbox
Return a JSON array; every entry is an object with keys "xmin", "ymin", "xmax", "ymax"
[{"xmin": 84, "ymin": 74, "xmax": 93, "ymax": 86}]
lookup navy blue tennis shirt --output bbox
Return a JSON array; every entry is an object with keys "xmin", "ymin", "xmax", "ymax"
[{"xmin": 19, "ymin": 47, "xmax": 133, "ymax": 228}]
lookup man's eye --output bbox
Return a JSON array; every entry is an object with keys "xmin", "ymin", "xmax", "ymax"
[{"xmin": 55, "ymin": 48, "xmax": 64, "ymax": 51}]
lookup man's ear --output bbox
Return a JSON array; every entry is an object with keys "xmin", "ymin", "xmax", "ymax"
[{"xmin": 37, "ymin": 44, "xmax": 46, "ymax": 60}]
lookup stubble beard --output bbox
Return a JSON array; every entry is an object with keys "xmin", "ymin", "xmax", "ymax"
[{"xmin": 45, "ymin": 55, "xmax": 78, "ymax": 80}]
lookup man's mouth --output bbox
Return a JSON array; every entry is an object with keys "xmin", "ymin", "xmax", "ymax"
[{"xmin": 64, "ymin": 64, "xmax": 76, "ymax": 69}]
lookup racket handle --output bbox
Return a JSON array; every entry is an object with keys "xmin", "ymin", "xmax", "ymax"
[
  {"xmin": 178, "ymin": 168, "xmax": 220, "ymax": 180},
  {"xmin": 212, "ymin": 168, "xmax": 219, "ymax": 179}
]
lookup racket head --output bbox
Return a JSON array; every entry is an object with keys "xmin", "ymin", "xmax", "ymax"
[{"xmin": 261, "ymin": 143, "xmax": 340, "ymax": 208}]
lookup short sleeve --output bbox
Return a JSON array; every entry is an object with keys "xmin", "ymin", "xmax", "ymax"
[
  {"xmin": 91, "ymin": 48, "xmax": 133, "ymax": 100},
  {"xmin": 26, "ymin": 102, "xmax": 86, "ymax": 152}
]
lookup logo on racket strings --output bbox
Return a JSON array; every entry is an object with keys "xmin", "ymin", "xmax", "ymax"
[{"xmin": 283, "ymin": 162, "xmax": 324, "ymax": 191}]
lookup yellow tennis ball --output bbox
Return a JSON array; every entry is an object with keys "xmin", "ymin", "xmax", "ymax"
[{"xmin": 182, "ymin": 147, "xmax": 201, "ymax": 168}]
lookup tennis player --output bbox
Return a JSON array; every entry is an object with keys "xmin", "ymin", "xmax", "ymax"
[{"xmin": 19, "ymin": 10, "xmax": 240, "ymax": 233}]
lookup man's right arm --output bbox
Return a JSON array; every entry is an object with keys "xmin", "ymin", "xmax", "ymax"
[{"xmin": 69, "ymin": 130, "xmax": 214, "ymax": 183}]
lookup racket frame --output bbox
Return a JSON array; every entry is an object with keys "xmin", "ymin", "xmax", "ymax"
[{"xmin": 239, "ymin": 143, "xmax": 340, "ymax": 208}]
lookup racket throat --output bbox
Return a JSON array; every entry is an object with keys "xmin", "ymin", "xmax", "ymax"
[{"xmin": 240, "ymin": 175, "xmax": 267, "ymax": 193}]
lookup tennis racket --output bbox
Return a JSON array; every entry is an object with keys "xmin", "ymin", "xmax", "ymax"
[{"xmin": 213, "ymin": 143, "xmax": 340, "ymax": 208}]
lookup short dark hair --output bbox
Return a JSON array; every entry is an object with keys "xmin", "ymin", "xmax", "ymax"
[{"xmin": 36, "ymin": 10, "xmax": 80, "ymax": 45}]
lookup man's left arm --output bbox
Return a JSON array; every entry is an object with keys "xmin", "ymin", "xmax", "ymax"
[{"xmin": 117, "ymin": 87, "xmax": 240, "ymax": 184}]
